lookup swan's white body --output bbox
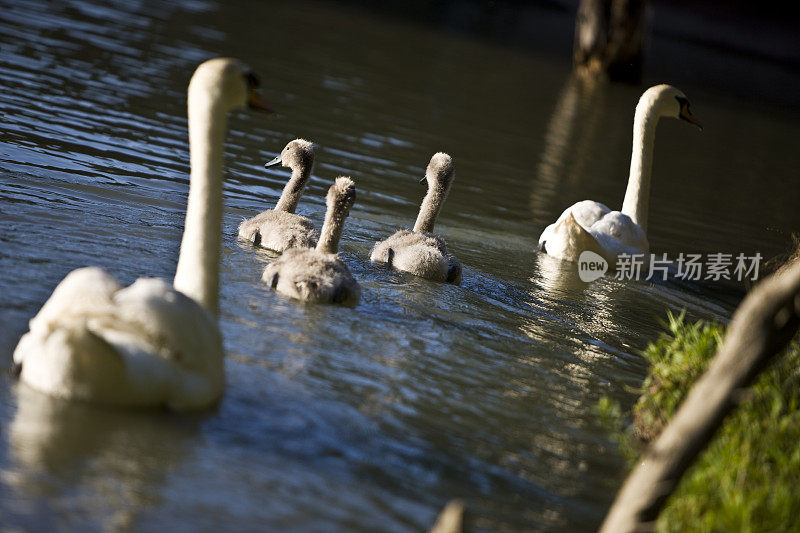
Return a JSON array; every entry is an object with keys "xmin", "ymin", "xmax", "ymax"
[
  {"xmin": 13, "ymin": 268, "xmax": 224, "ymax": 410},
  {"xmin": 263, "ymin": 177, "xmax": 360, "ymax": 304},
  {"xmin": 238, "ymin": 139, "xmax": 318, "ymax": 251},
  {"xmin": 538, "ymin": 201, "xmax": 648, "ymax": 265},
  {"xmin": 13, "ymin": 58, "xmax": 268, "ymax": 410},
  {"xmin": 370, "ymin": 153, "xmax": 462, "ymax": 284},
  {"xmin": 538, "ymin": 84, "xmax": 701, "ymax": 268}
]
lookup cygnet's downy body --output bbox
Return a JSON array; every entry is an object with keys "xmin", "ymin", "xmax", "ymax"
[
  {"xmin": 238, "ymin": 139, "xmax": 318, "ymax": 252},
  {"xmin": 263, "ymin": 177, "xmax": 360, "ymax": 304},
  {"xmin": 371, "ymin": 153, "xmax": 462, "ymax": 284}
]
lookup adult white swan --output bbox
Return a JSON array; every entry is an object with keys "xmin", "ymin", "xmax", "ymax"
[
  {"xmin": 12, "ymin": 58, "xmax": 273, "ymax": 411},
  {"xmin": 538, "ymin": 84, "xmax": 701, "ymax": 267}
]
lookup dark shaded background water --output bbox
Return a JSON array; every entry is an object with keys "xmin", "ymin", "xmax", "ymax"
[{"xmin": 1, "ymin": 0, "xmax": 799, "ymax": 530}]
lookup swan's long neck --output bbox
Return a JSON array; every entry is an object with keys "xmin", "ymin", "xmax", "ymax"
[
  {"xmin": 621, "ymin": 102, "xmax": 659, "ymax": 233},
  {"xmin": 173, "ymin": 96, "xmax": 226, "ymax": 318},
  {"xmin": 413, "ymin": 181, "xmax": 448, "ymax": 233},
  {"xmin": 316, "ymin": 204, "xmax": 346, "ymax": 254},
  {"xmin": 274, "ymin": 165, "xmax": 311, "ymax": 213}
]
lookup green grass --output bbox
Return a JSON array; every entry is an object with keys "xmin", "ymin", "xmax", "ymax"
[{"xmin": 600, "ymin": 312, "xmax": 800, "ymax": 532}]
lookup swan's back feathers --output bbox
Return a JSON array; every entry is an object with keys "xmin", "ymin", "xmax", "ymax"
[
  {"xmin": 263, "ymin": 248, "xmax": 360, "ymax": 304},
  {"xmin": 110, "ymin": 278, "xmax": 223, "ymax": 372},
  {"xmin": 588, "ymin": 211, "xmax": 649, "ymax": 263},
  {"xmin": 370, "ymin": 229, "xmax": 461, "ymax": 284},
  {"xmin": 238, "ymin": 209, "xmax": 318, "ymax": 251},
  {"xmin": 13, "ymin": 267, "xmax": 224, "ymax": 410},
  {"xmin": 538, "ymin": 201, "xmax": 649, "ymax": 267},
  {"xmin": 570, "ymin": 200, "xmax": 612, "ymax": 229}
]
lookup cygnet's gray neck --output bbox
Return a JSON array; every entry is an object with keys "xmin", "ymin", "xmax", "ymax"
[
  {"xmin": 317, "ymin": 203, "xmax": 347, "ymax": 254},
  {"xmin": 274, "ymin": 165, "xmax": 311, "ymax": 213},
  {"xmin": 413, "ymin": 180, "xmax": 449, "ymax": 233}
]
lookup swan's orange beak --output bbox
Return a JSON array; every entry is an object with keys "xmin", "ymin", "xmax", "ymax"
[
  {"xmin": 248, "ymin": 90, "xmax": 276, "ymax": 116},
  {"xmin": 679, "ymin": 105, "xmax": 702, "ymax": 131}
]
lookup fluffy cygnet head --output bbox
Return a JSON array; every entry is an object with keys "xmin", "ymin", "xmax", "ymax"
[
  {"xmin": 265, "ymin": 139, "xmax": 315, "ymax": 171},
  {"xmin": 638, "ymin": 84, "xmax": 702, "ymax": 130},
  {"xmin": 189, "ymin": 57, "xmax": 275, "ymax": 115},
  {"xmin": 422, "ymin": 152, "xmax": 455, "ymax": 188},
  {"xmin": 327, "ymin": 176, "xmax": 356, "ymax": 217},
  {"xmin": 413, "ymin": 152, "xmax": 455, "ymax": 234}
]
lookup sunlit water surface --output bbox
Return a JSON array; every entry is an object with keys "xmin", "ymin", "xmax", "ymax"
[{"xmin": 1, "ymin": 0, "xmax": 799, "ymax": 531}]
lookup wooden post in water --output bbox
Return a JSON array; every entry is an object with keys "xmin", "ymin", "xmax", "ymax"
[
  {"xmin": 573, "ymin": 0, "xmax": 648, "ymax": 82},
  {"xmin": 599, "ymin": 258, "xmax": 800, "ymax": 532}
]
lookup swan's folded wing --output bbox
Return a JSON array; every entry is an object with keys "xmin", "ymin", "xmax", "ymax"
[
  {"xmin": 587, "ymin": 211, "xmax": 649, "ymax": 264},
  {"xmin": 107, "ymin": 277, "xmax": 223, "ymax": 373}
]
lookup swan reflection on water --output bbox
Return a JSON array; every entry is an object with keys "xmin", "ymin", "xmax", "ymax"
[
  {"xmin": 7, "ymin": 384, "xmax": 198, "ymax": 530},
  {"xmin": 533, "ymin": 74, "xmax": 610, "ymax": 222}
]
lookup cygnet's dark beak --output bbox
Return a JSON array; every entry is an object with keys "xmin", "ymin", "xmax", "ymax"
[
  {"xmin": 419, "ymin": 176, "xmax": 427, "ymax": 185},
  {"xmin": 11, "ymin": 362, "xmax": 22, "ymax": 378},
  {"xmin": 264, "ymin": 155, "xmax": 282, "ymax": 168}
]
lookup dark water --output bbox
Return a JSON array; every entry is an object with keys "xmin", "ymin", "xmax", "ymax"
[{"xmin": 1, "ymin": 0, "xmax": 799, "ymax": 531}]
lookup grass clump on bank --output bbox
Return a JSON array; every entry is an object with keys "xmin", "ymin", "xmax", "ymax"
[{"xmin": 601, "ymin": 312, "xmax": 800, "ymax": 532}]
